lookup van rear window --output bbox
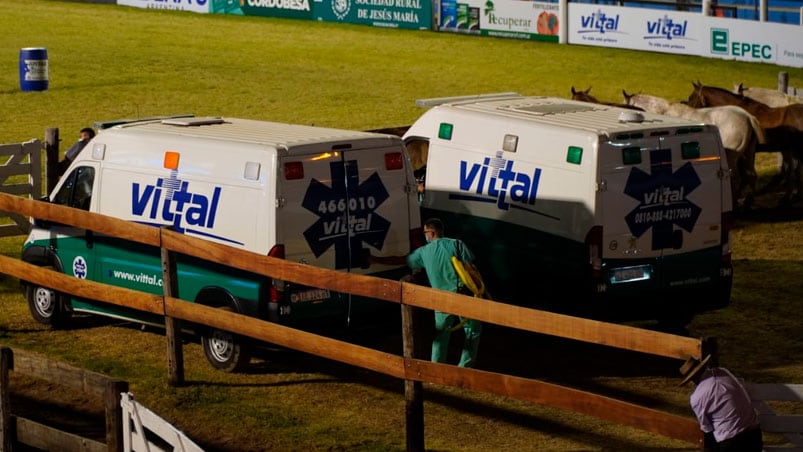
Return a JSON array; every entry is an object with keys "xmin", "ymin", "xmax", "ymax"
[{"xmin": 622, "ymin": 147, "xmax": 642, "ymax": 165}]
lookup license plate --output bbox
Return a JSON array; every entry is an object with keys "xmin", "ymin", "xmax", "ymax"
[
  {"xmin": 289, "ymin": 288, "xmax": 331, "ymax": 303},
  {"xmin": 611, "ymin": 265, "xmax": 650, "ymax": 284}
]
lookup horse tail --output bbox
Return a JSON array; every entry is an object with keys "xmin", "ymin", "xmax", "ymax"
[
  {"xmin": 748, "ymin": 114, "xmax": 767, "ymax": 144},
  {"xmin": 733, "ymin": 115, "xmax": 760, "ymax": 209}
]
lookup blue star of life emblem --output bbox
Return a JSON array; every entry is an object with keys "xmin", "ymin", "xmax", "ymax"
[
  {"xmin": 624, "ymin": 149, "xmax": 701, "ymax": 250},
  {"xmin": 302, "ymin": 160, "xmax": 390, "ymax": 269},
  {"xmin": 73, "ymin": 256, "xmax": 88, "ymax": 279}
]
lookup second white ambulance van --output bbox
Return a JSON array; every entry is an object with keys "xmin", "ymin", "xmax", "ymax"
[{"xmin": 394, "ymin": 93, "xmax": 733, "ymax": 328}]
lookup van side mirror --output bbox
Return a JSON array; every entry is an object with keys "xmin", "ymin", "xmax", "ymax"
[
  {"xmin": 32, "ymin": 196, "xmax": 52, "ymax": 229},
  {"xmin": 33, "ymin": 218, "xmax": 51, "ymax": 229}
]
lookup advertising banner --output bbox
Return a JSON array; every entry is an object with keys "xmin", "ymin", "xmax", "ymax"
[
  {"xmin": 116, "ymin": 0, "xmax": 803, "ymax": 68},
  {"xmin": 313, "ymin": 0, "xmax": 432, "ymax": 30},
  {"xmin": 118, "ymin": 0, "xmax": 210, "ymax": 13},
  {"xmin": 568, "ymin": 3, "xmax": 803, "ymax": 67},
  {"xmin": 234, "ymin": 0, "xmax": 314, "ymax": 20},
  {"xmin": 568, "ymin": 4, "xmax": 704, "ymax": 55},
  {"xmin": 439, "ymin": 0, "xmax": 559, "ymax": 42},
  {"xmin": 700, "ymin": 17, "xmax": 803, "ymax": 67},
  {"xmin": 210, "ymin": 0, "xmax": 244, "ymax": 13}
]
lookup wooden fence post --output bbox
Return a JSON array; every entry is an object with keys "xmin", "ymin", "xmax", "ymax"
[
  {"xmin": 104, "ymin": 379, "xmax": 129, "ymax": 452},
  {"xmin": 161, "ymin": 227, "xmax": 185, "ymax": 386},
  {"xmin": 44, "ymin": 128, "xmax": 59, "ymax": 195},
  {"xmin": 401, "ymin": 301, "xmax": 424, "ymax": 452},
  {"xmin": 701, "ymin": 336, "xmax": 718, "ymax": 365},
  {"xmin": 778, "ymin": 71, "xmax": 788, "ymax": 94},
  {"xmin": 0, "ymin": 347, "xmax": 12, "ymax": 452}
]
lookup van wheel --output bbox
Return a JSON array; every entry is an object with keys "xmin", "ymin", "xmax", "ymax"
[
  {"xmin": 201, "ymin": 308, "xmax": 251, "ymax": 373},
  {"xmin": 26, "ymin": 279, "xmax": 71, "ymax": 327}
]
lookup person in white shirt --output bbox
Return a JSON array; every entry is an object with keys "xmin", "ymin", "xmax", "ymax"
[{"xmin": 680, "ymin": 354, "xmax": 763, "ymax": 452}]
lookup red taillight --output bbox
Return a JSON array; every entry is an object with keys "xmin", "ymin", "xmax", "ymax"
[
  {"xmin": 410, "ymin": 227, "xmax": 425, "ymax": 251},
  {"xmin": 585, "ymin": 225, "xmax": 603, "ymax": 282},
  {"xmin": 268, "ymin": 244, "xmax": 285, "ymax": 259},
  {"xmin": 268, "ymin": 244, "xmax": 286, "ymax": 303},
  {"xmin": 284, "ymin": 162, "xmax": 304, "ymax": 180},
  {"xmin": 385, "ymin": 152, "xmax": 403, "ymax": 171}
]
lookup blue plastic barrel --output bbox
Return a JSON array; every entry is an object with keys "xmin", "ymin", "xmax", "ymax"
[{"xmin": 19, "ymin": 47, "xmax": 49, "ymax": 92}]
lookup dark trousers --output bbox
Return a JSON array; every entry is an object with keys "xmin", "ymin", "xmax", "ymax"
[{"xmin": 717, "ymin": 427, "xmax": 763, "ymax": 452}]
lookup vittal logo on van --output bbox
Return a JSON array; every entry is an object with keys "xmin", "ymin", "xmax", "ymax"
[
  {"xmin": 131, "ymin": 171, "xmax": 237, "ymax": 244},
  {"xmin": 454, "ymin": 152, "xmax": 542, "ymax": 212},
  {"xmin": 624, "ymin": 149, "xmax": 701, "ymax": 250},
  {"xmin": 302, "ymin": 160, "xmax": 390, "ymax": 269}
]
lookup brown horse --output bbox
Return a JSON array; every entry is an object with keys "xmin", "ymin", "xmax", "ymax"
[{"xmin": 686, "ymin": 81, "xmax": 803, "ymax": 204}]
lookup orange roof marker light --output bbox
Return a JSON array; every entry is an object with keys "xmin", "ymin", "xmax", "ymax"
[{"xmin": 164, "ymin": 151, "xmax": 180, "ymax": 170}]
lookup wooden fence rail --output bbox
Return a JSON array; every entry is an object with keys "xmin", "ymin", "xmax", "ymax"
[{"xmin": 0, "ymin": 192, "xmax": 705, "ymax": 449}]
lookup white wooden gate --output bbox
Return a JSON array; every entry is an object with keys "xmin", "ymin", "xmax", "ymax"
[{"xmin": 120, "ymin": 392, "xmax": 204, "ymax": 452}]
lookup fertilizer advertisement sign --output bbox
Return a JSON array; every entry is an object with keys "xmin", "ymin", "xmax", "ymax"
[
  {"xmin": 439, "ymin": 0, "xmax": 560, "ymax": 42},
  {"xmin": 313, "ymin": 0, "xmax": 431, "ymax": 30}
]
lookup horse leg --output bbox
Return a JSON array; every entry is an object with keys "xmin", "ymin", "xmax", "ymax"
[
  {"xmin": 754, "ymin": 128, "xmax": 786, "ymax": 197},
  {"xmin": 757, "ymin": 147, "xmax": 790, "ymax": 198},
  {"xmin": 778, "ymin": 147, "xmax": 798, "ymax": 205},
  {"xmin": 739, "ymin": 155, "xmax": 757, "ymax": 211},
  {"xmin": 791, "ymin": 131, "xmax": 803, "ymax": 204},
  {"xmin": 725, "ymin": 148, "xmax": 743, "ymax": 210},
  {"xmin": 792, "ymin": 150, "xmax": 803, "ymax": 204}
]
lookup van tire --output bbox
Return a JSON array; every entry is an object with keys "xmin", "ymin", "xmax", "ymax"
[
  {"xmin": 25, "ymin": 274, "xmax": 71, "ymax": 328},
  {"xmin": 201, "ymin": 307, "xmax": 251, "ymax": 373}
]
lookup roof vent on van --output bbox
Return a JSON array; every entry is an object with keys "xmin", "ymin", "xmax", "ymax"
[
  {"xmin": 161, "ymin": 117, "xmax": 226, "ymax": 127},
  {"xmin": 94, "ymin": 114, "xmax": 195, "ymax": 130},
  {"xmin": 415, "ymin": 92, "xmax": 522, "ymax": 108},
  {"xmin": 618, "ymin": 111, "xmax": 645, "ymax": 123}
]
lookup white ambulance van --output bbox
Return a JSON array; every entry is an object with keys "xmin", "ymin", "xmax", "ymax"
[
  {"xmin": 21, "ymin": 116, "xmax": 422, "ymax": 372},
  {"xmin": 396, "ymin": 93, "xmax": 733, "ymax": 328}
]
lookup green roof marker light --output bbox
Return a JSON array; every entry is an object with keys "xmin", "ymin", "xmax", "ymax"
[
  {"xmin": 622, "ymin": 146, "xmax": 642, "ymax": 165},
  {"xmin": 566, "ymin": 146, "xmax": 583, "ymax": 165},
  {"xmin": 438, "ymin": 123, "xmax": 453, "ymax": 140},
  {"xmin": 681, "ymin": 141, "xmax": 701, "ymax": 159}
]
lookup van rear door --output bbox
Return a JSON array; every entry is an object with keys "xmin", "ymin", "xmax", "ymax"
[
  {"xmin": 599, "ymin": 129, "xmax": 728, "ymax": 305},
  {"xmin": 277, "ymin": 141, "xmax": 416, "ymax": 323}
]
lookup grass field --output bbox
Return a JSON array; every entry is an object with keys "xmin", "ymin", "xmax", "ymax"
[{"xmin": 1, "ymin": 1, "xmax": 803, "ymax": 451}]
